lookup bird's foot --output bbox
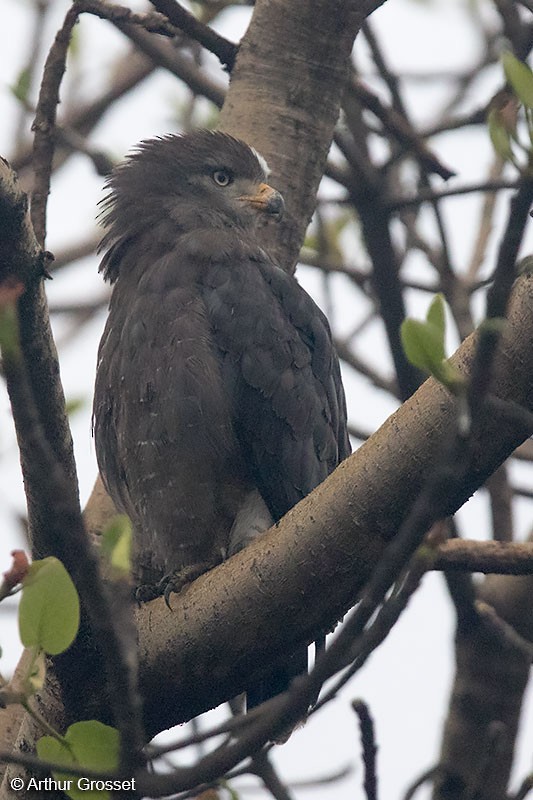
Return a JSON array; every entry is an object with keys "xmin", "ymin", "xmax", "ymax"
[{"xmin": 134, "ymin": 562, "xmax": 214, "ymax": 607}]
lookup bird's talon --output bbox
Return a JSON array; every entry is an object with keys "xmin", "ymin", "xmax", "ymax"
[
  {"xmin": 134, "ymin": 582, "xmax": 160, "ymax": 603},
  {"xmin": 164, "ymin": 585, "xmax": 174, "ymax": 610}
]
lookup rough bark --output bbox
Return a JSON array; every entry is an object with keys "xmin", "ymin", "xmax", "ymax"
[
  {"xmin": 1, "ymin": 0, "xmax": 372, "ymax": 785},
  {"xmin": 434, "ymin": 570, "xmax": 533, "ymax": 800},
  {"xmin": 218, "ymin": 0, "xmax": 366, "ymax": 271},
  {"xmin": 1, "ymin": 665, "xmax": 66, "ymax": 800}
]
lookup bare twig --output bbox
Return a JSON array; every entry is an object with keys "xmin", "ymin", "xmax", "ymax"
[
  {"xmin": 1, "ymin": 147, "xmax": 144, "ymax": 770},
  {"xmin": 149, "ymin": 0, "xmax": 237, "ymax": 68},
  {"xmin": 12, "ymin": 0, "xmax": 50, "ymax": 149},
  {"xmin": 513, "ymin": 773, "xmax": 533, "ymax": 800},
  {"xmin": 353, "ymin": 700, "xmax": 378, "ymax": 800},
  {"xmin": 385, "ymin": 178, "xmax": 522, "ymax": 212},
  {"xmin": 403, "ymin": 766, "xmax": 442, "ymax": 800},
  {"xmin": 466, "ymin": 156, "xmax": 506, "ymax": 284},
  {"xmin": 468, "ymin": 178, "xmax": 533, "ymax": 414},
  {"xmin": 315, "ymin": 525, "xmax": 449, "ymax": 710},
  {"xmin": 12, "ymin": 54, "xmax": 155, "ymax": 175},
  {"xmin": 2, "ymin": 294, "xmax": 144, "ymax": 770},
  {"xmin": 31, "ymin": 5, "xmax": 79, "ymax": 245},
  {"xmin": 250, "ymin": 750, "xmax": 294, "ymax": 800},
  {"xmin": 76, "ymin": 0, "xmax": 180, "ymax": 37},
  {"xmin": 348, "ymin": 79, "xmax": 455, "ymax": 181},
  {"xmin": 433, "ymin": 540, "xmax": 533, "ymax": 575},
  {"xmin": 485, "ymin": 465, "xmax": 513, "ymax": 542},
  {"xmin": 334, "ymin": 133, "xmax": 423, "ymax": 397},
  {"xmin": 112, "ymin": 22, "xmax": 226, "ymax": 107}
]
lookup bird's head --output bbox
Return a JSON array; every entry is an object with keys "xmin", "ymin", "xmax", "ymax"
[{"xmin": 98, "ymin": 130, "xmax": 284, "ymax": 282}]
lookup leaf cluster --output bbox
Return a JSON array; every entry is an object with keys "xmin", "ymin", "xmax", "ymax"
[{"xmin": 1, "ymin": 519, "xmax": 132, "ymax": 799}]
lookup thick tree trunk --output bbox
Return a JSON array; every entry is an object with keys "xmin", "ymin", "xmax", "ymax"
[
  {"xmin": 219, "ymin": 0, "xmax": 367, "ymax": 271},
  {"xmin": 434, "ymin": 570, "xmax": 533, "ymax": 800}
]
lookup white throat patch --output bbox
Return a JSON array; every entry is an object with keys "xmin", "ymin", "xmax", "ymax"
[{"xmin": 251, "ymin": 148, "xmax": 271, "ymax": 178}]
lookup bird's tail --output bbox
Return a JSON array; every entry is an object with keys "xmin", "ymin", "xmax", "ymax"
[
  {"xmin": 246, "ymin": 637, "xmax": 324, "ymax": 711},
  {"xmin": 246, "ymin": 647, "xmax": 308, "ymax": 710}
]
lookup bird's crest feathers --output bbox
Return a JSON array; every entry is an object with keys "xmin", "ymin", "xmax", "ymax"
[{"xmin": 97, "ymin": 130, "xmax": 269, "ymax": 283}]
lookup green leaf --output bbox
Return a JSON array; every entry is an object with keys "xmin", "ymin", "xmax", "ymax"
[
  {"xmin": 101, "ymin": 516, "xmax": 132, "ymax": 576},
  {"xmin": 426, "ymin": 293, "xmax": 446, "ymax": 335},
  {"xmin": 37, "ymin": 721, "xmax": 120, "ymax": 800},
  {"xmin": 435, "ymin": 359, "xmax": 465, "ymax": 393},
  {"xmin": 19, "ymin": 557, "xmax": 80, "ymax": 655},
  {"xmin": 401, "ymin": 297, "xmax": 466, "ymax": 390},
  {"xmin": 401, "ymin": 295, "xmax": 447, "ymax": 374},
  {"xmin": 502, "ymin": 52, "xmax": 533, "ymax": 109},
  {"xmin": 36, "ymin": 735, "xmax": 72, "ymax": 772},
  {"xmin": 401, "ymin": 319, "xmax": 444, "ymax": 374}
]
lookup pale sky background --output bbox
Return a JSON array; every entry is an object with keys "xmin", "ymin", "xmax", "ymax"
[{"xmin": 0, "ymin": 1, "xmax": 532, "ymax": 798}]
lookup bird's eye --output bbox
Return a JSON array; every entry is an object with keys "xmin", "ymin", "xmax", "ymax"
[{"xmin": 212, "ymin": 169, "xmax": 232, "ymax": 187}]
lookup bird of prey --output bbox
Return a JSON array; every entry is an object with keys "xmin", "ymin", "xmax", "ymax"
[{"xmin": 93, "ymin": 130, "xmax": 351, "ymax": 708}]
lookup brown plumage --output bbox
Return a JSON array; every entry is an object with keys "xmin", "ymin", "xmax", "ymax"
[{"xmin": 93, "ymin": 130, "xmax": 350, "ymax": 708}]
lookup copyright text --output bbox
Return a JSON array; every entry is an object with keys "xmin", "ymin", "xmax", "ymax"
[{"xmin": 10, "ymin": 777, "xmax": 136, "ymax": 792}]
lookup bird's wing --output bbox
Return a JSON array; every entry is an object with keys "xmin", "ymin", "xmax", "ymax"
[
  {"xmin": 93, "ymin": 310, "xmax": 130, "ymax": 515},
  {"xmin": 201, "ymin": 247, "xmax": 351, "ymax": 523},
  {"xmin": 201, "ymin": 244, "xmax": 349, "ymax": 709}
]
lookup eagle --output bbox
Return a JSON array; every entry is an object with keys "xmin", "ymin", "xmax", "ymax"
[{"xmin": 93, "ymin": 130, "xmax": 350, "ymax": 709}]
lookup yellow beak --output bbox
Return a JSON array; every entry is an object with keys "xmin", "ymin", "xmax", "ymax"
[{"xmin": 237, "ymin": 183, "xmax": 284, "ymax": 218}]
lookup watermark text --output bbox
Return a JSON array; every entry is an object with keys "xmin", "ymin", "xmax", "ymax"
[{"xmin": 10, "ymin": 776, "xmax": 136, "ymax": 793}]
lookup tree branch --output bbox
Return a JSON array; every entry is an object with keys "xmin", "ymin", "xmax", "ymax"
[
  {"xmin": 149, "ymin": 0, "xmax": 237, "ymax": 68},
  {"xmin": 218, "ymin": 0, "xmax": 369, "ymax": 270},
  {"xmin": 434, "ymin": 565, "xmax": 533, "ymax": 800},
  {"xmin": 135, "ymin": 273, "xmax": 533, "ymax": 737},
  {"xmin": 433, "ymin": 540, "xmax": 533, "ymax": 574},
  {"xmin": 0, "ymin": 160, "xmax": 143, "ymax": 780}
]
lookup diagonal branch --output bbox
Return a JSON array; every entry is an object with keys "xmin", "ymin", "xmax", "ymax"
[
  {"xmin": 135, "ymin": 272, "xmax": 533, "ymax": 738},
  {"xmin": 432, "ymin": 540, "xmax": 533, "ymax": 573},
  {"xmin": 149, "ymin": 0, "xmax": 237, "ymax": 68},
  {"xmin": 0, "ymin": 158, "xmax": 145, "ymax": 776}
]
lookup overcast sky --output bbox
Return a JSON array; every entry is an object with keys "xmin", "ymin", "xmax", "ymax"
[{"xmin": 1, "ymin": 1, "xmax": 532, "ymax": 798}]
